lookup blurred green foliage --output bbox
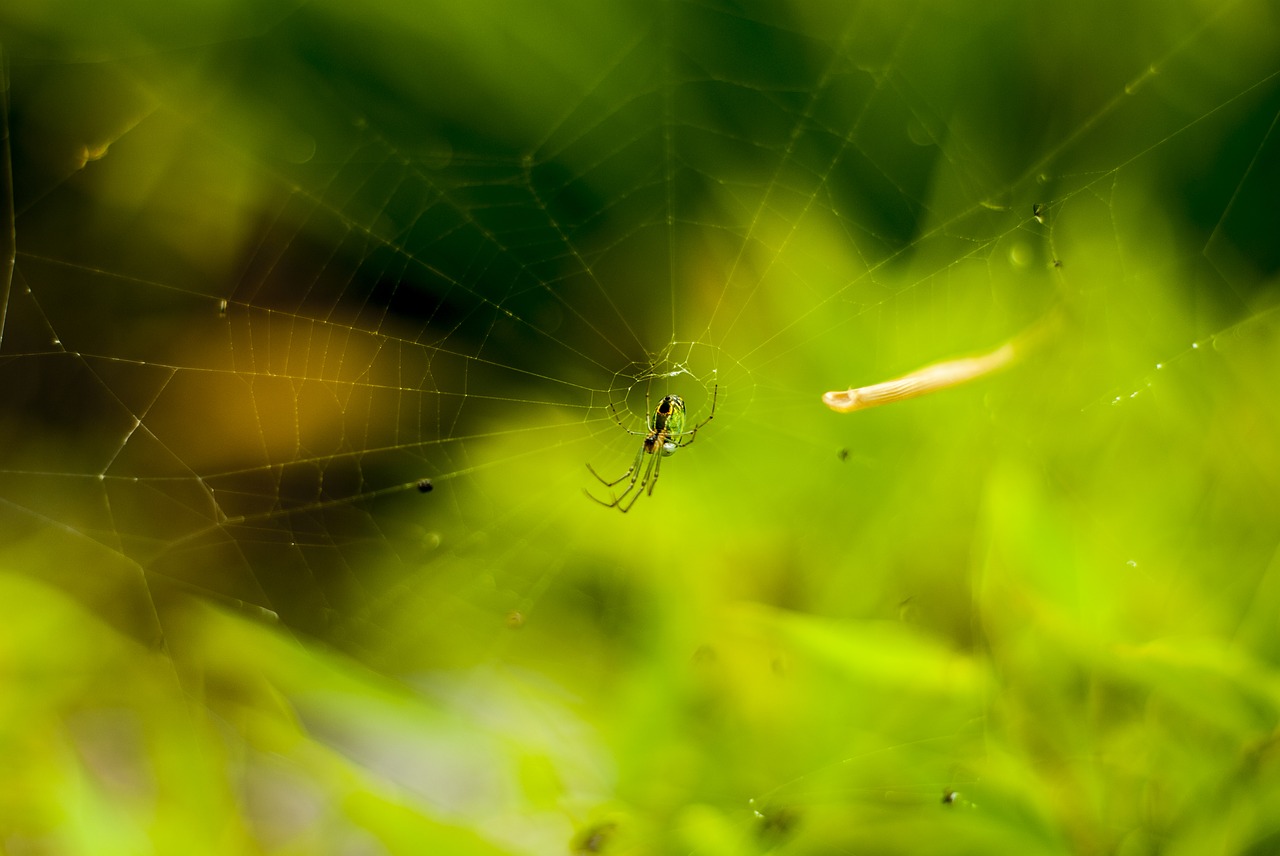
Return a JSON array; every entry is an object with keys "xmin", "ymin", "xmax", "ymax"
[{"xmin": 1, "ymin": 0, "xmax": 1279, "ymax": 854}]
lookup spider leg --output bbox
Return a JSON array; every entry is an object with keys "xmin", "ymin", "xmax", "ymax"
[
  {"xmin": 670, "ymin": 385, "xmax": 718, "ymax": 449},
  {"xmin": 585, "ymin": 443, "xmax": 646, "ymax": 507},
  {"xmin": 603, "ymin": 397, "xmax": 655, "ymax": 438},
  {"xmin": 691, "ymin": 383, "xmax": 718, "ymax": 432},
  {"xmin": 584, "ymin": 475, "xmax": 637, "ymax": 509},
  {"xmin": 605, "ymin": 399, "xmax": 631, "ymax": 431},
  {"xmin": 618, "ymin": 447, "xmax": 660, "ymax": 512},
  {"xmin": 584, "ymin": 485, "xmax": 625, "ymax": 508},
  {"xmin": 643, "ymin": 445, "xmax": 665, "ymax": 497},
  {"xmin": 586, "ymin": 442, "xmax": 643, "ymax": 488}
]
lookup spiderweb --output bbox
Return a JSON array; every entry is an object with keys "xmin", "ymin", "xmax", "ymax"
[{"xmin": 2, "ymin": 0, "xmax": 1278, "ymax": 851}]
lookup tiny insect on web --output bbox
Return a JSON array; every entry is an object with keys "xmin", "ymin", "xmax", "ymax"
[{"xmin": 585, "ymin": 384, "xmax": 718, "ymax": 512}]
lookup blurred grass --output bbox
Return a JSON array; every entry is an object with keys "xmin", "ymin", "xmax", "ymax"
[{"xmin": 2, "ymin": 0, "xmax": 1280, "ymax": 853}]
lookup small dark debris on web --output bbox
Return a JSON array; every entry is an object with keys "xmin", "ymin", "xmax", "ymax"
[
  {"xmin": 757, "ymin": 805, "xmax": 800, "ymax": 842},
  {"xmin": 1052, "ymin": 258, "xmax": 1063, "ymax": 268},
  {"xmin": 898, "ymin": 596, "xmax": 916, "ymax": 622},
  {"xmin": 837, "ymin": 447, "xmax": 849, "ymax": 462},
  {"xmin": 416, "ymin": 478, "xmax": 433, "ymax": 493},
  {"xmin": 1032, "ymin": 203, "xmax": 1045, "ymax": 224},
  {"xmin": 573, "ymin": 822, "xmax": 617, "ymax": 854},
  {"xmin": 942, "ymin": 789, "xmax": 958, "ymax": 804},
  {"xmin": 692, "ymin": 643, "xmax": 717, "ymax": 664}
]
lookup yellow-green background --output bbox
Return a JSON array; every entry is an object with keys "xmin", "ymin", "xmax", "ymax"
[{"xmin": 1, "ymin": 0, "xmax": 1279, "ymax": 853}]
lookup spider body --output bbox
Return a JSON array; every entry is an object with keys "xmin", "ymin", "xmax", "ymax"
[
  {"xmin": 648, "ymin": 394, "xmax": 685, "ymax": 445},
  {"xmin": 586, "ymin": 385, "xmax": 716, "ymax": 512}
]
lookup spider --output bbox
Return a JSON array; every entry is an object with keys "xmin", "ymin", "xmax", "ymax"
[{"xmin": 585, "ymin": 384, "xmax": 718, "ymax": 512}]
